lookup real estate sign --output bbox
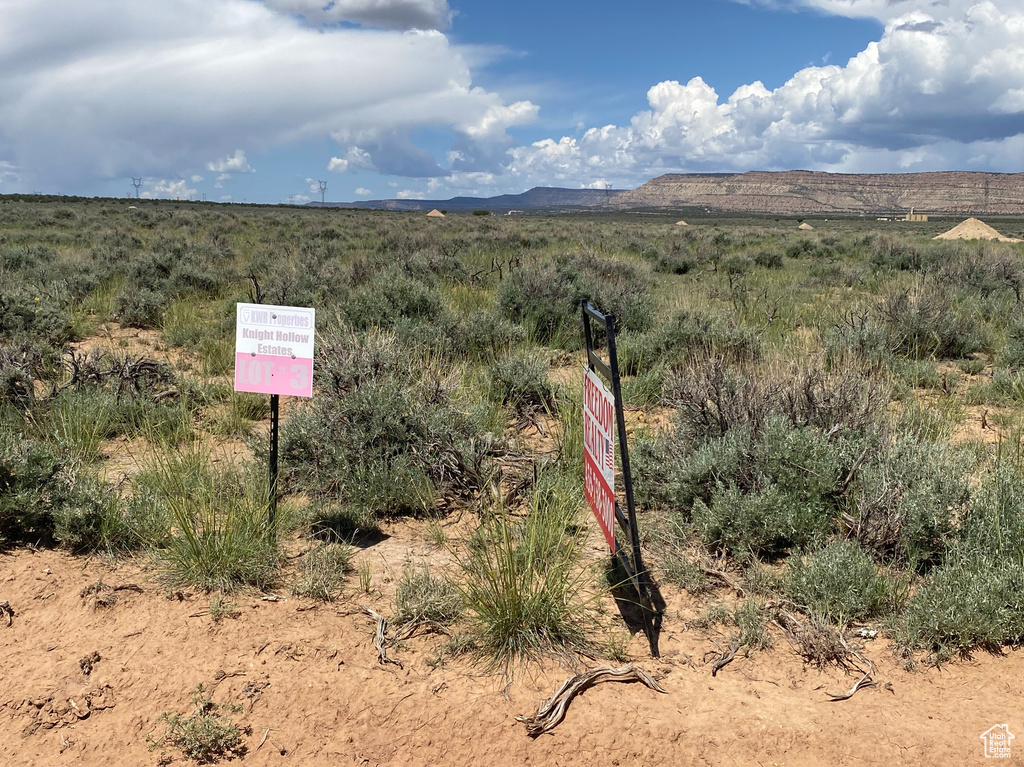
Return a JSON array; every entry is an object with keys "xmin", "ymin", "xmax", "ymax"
[
  {"xmin": 234, "ymin": 303, "xmax": 315, "ymax": 398},
  {"xmin": 583, "ymin": 365, "xmax": 616, "ymax": 551}
]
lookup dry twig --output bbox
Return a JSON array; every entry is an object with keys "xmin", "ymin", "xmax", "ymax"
[
  {"xmin": 825, "ymin": 637, "xmax": 876, "ymax": 701},
  {"xmin": 709, "ymin": 637, "xmax": 741, "ymax": 677},
  {"xmin": 516, "ymin": 664, "xmax": 667, "ymax": 736},
  {"xmin": 700, "ymin": 565, "xmax": 744, "ymax": 597},
  {"xmin": 362, "ymin": 606, "xmax": 402, "ymax": 669}
]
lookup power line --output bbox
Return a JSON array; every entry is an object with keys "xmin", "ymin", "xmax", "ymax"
[
  {"xmin": 318, "ymin": 180, "xmax": 327, "ymax": 204},
  {"xmin": 131, "ymin": 177, "xmax": 142, "ymax": 199}
]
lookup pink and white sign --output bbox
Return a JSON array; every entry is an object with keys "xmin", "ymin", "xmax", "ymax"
[
  {"xmin": 234, "ymin": 303, "xmax": 315, "ymax": 398},
  {"xmin": 583, "ymin": 366, "xmax": 616, "ymax": 552}
]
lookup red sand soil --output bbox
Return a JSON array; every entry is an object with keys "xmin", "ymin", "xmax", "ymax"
[{"xmin": 4, "ymin": 534, "xmax": 1024, "ymax": 767}]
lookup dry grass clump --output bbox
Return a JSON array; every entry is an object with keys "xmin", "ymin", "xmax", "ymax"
[
  {"xmin": 394, "ymin": 566, "xmax": 462, "ymax": 627},
  {"xmin": 291, "ymin": 542, "xmax": 354, "ymax": 601}
]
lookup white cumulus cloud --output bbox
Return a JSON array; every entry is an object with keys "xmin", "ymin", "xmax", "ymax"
[
  {"xmin": 141, "ymin": 179, "xmax": 197, "ymax": 199},
  {"xmin": 505, "ymin": 0, "xmax": 1024, "ymax": 188},
  {"xmin": 207, "ymin": 149, "xmax": 254, "ymax": 174},
  {"xmin": 0, "ymin": 0, "xmax": 534, "ymax": 192}
]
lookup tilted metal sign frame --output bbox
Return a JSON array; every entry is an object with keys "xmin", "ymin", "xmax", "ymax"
[{"xmin": 582, "ymin": 300, "xmax": 660, "ymax": 657}]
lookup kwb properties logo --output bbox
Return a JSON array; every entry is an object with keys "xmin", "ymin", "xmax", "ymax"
[{"xmin": 980, "ymin": 725, "xmax": 1014, "ymax": 759}]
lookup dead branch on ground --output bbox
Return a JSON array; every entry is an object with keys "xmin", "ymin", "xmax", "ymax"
[
  {"xmin": 362, "ymin": 606, "xmax": 403, "ymax": 669},
  {"xmin": 516, "ymin": 664, "xmax": 667, "ymax": 736}
]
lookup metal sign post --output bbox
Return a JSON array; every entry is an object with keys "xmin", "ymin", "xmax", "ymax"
[
  {"xmin": 268, "ymin": 393, "xmax": 280, "ymax": 524},
  {"xmin": 582, "ymin": 300, "xmax": 659, "ymax": 657},
  {"xmin": 234, "ymin": 302, "xmax": 316, "ymax": 525}
]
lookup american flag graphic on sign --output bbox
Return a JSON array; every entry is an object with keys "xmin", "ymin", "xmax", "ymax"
[{"xmin": 584, "ymin": 366, "xmax": 616, "ymax": 550}]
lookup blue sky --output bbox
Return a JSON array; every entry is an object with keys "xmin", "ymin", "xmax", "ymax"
[{"xmin": 0, "ymin": 0, "xmax": 1022, "ymax": 203}]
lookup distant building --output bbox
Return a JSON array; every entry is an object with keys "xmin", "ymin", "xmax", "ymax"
[{"xmin": 905, "ymin": 207, "xmax": 928, "ymax": 222}]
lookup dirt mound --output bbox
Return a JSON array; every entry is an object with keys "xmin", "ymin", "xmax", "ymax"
[
  {"xmin": 934, "ymin": 217, "xmax": 1021, "ymax": 242},
  {"xmin": 798, "ymin": 222, "xmax": 814, "ymax": 230},
  {"xmin": 674, "ymin": 220, "xmax": 688, "ymax": 226}
]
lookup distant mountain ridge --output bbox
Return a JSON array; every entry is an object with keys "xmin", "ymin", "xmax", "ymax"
[
  {"xmin": 311, "ymin": 187, "xmax": 625, "ymax": 212},
  {"xmin": 315, "ymin": 171, "xmax": 1024, "ymax": 215},
  {"xmin": 615, "ymin": 171, "xmax": 1024, "ymax": 215}
]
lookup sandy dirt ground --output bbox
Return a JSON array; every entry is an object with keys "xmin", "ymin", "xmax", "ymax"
[
  {"xmin": 4, "ymin": 533, "xmax": 1024, "ymax": 767},
  {"xmin": 6, "ymin": 343, "xmax": 1023, "ymax": 765}
]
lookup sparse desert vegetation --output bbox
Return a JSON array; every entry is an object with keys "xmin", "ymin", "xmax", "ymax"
[{"xmin": 4, "ymin": 198, "xmax": 1024, "ymax": 763}]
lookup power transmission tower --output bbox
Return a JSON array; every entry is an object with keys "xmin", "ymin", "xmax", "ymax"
[
  {"xmin": 131, "ymin": 177, "xmax": 142, "ymax": 199},
  {"xmin": 318, "ymin": 180, "xmax": 327, "ymax": 204}
]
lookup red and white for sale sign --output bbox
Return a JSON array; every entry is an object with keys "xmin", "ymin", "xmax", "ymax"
[{"xmin": 583, "ymin": 366, "xmax": 616, "ymax": 551}]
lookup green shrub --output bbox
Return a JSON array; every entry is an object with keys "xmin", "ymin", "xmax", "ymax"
[
  {"xmin": 618, "ymin": 310, "xmax": 761, "ymax": 376},
  {"xmin": 451, "ymin": 311, "xmax": 525, "ymax": 362},
  {"xmin": 891, "ymin": 359, "xmax": 942, "ymax": 390},
  {"xmin": 280, "ymin": 327, "xmax": 496, "ymax": 516},
  {"xmin": 664, "ymin": 359, "xmax": 887, "ymax": 442},
  {"xmin": 938, "ymin": 247, "xmax": 1024, "ymax": 300},
  {"xmin": 0, "ymin": 435, "xmax": 67, "ymax": 546},
  {"xmin": 151, "ymin": 684, "xmax": 247, "ymax": 764},
  {"xmin": 0, "ymin": 283, "xmax": 75, "ymax": 344},
  {"xmin": 999, "ymin": 317, "xmax": 1024, "ymax": 369},
  {"xmin": 692, "ymin": 482, "xmax": 831, "ymax": 561},
  {"xmin": 877, "ymin": 285, "xmax": 983, "ymax": 359},
  {"xmin": 894, "ymin": 557, "xmax": 1024, "ymax": 659},
  {"xmin": 733, "ymin": 599, "xmax": 772, "ymax": 650},
  {"xmin": 345, "ymin": 268, "xmax": 444, "ymax": 329},
  {"xmin": 115, "ymin": 239, "xmax": 232, "ymax": 328},
  {"xmin": 53, "ymin": 478, "xmax": 168, "ymax": 554},
  {"xmin": 692, "ymin": 599, "xmax": 772, "ymax": 651},
  {"xmin": 849, "ymin": 438, "xmax": 969, "ymax": 568},
  {"xmin": 753, "ymin": 250, "xmax": 784, "ymax": 269},
  {"xmin": 488, "ymin": 349, "xmax": 554, "ymax": 413},
  {"xmin": 870, "ymin": 236, "xmax": 925, "ymax": 272},
  {"xmin": 307, "ymin": 503, "xmax": 380, "ymax": 541},
  {"xmin": 649, "ymin": 252, "xmax": 697, "ymax": 275},
  {"xmin": 959, "ymin": 465, "xmax": 1024, "ymax": 561},
  {"xmin": 784, "ymin": 540, "xmax": 888, "ymax": 624},
  {"xmin": 958, "ymin": 358, "xmax": 985, "ymax": 375},
  {"xmin": 638, "ymin": 359, "xmax": 898, "ymax": 562},
  {"xmin": 498, "ymin": 253, "xmax": 652, "ymax": 346},
  {"xmin": 115, "ymin": 286, "xmax": 165, "ymax": 328},
  {"xmin": 822, "ymin": 310, "xmax": 890, "ymax": 369},
  {"xmin": 721, "ymin": 255, "xmax": 752, "ymax": 275}
]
